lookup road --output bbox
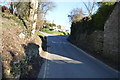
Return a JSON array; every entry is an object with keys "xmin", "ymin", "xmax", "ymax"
[{"xmin": 38, "ymin": 34, "xmax": 119, "ymax": 79}]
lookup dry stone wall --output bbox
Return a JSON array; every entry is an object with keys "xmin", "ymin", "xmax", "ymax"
[{"xmin": 104, "ymin": 2, "xmax": 120, "ymax": 57}]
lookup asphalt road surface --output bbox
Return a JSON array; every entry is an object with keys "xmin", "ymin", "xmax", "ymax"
[{"xmin": 38, "ymin": 34, "xmax": 119, "ymax": 79}]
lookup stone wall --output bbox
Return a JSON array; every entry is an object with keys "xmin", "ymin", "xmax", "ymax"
[
  {"xmin": 67, "ymin": 2, "xmax": 120, "ymax": 71},
  {"xmin": 68, "ymin": 2, "xmax": 120, "ymax": 62},
  {"xmin": 74, "ymin": 31, "xmax": 103, "ymax": 54},
  {"xmin": 104, "ymin": 2, "xmax": 120, "ymax": 58}
]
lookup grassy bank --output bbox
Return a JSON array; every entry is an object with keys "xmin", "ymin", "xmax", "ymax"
[{"xmin": 40, "ymin": 28, "xmax": 69, "ymax": 35}]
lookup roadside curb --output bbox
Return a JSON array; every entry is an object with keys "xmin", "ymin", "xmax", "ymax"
[
  {"xmin": 43, "ymin": 36, "xmax": 49, "ymax": 79},
  {"xmin": 69, "ymin": 42, "xmax": 119, "ymax": 77},
  {"xmin": 37, "ymin": 36, "xmax": 48, "ymax": 79}
]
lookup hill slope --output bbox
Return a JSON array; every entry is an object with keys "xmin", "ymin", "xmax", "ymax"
[{"xmin": 0, "ymin": 13, "xmax": 44, "ymax": 79}]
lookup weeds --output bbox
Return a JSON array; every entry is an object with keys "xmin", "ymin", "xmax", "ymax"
[
  {"xmin": 2, "ymin": 22, "xmax": 7, "ymax": 26},
  {"xmin": 10, "ymin": 23, "xmax": 16, "ymax": 26},
  {"xmin": 1, "ymin": 13, "xmax": 24, "ymax": 28}
]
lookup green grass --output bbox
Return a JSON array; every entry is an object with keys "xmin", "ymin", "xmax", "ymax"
[
  {"xmin": 36, "ymin": 31, "xmax": 45, "ymax": 37},
  {"xmin": 1, "ymin": 13, "xmax": 24, "ymax": 27},
  {"xmin": 10, "ymin": 23, "xmax": 17, "ymax": 26},
  {"xmin": 2, "ymin": 22, "xmax": 7, "ymax": 26},
  {"xmin": 54, "ymin": 31, "xmax": 64, "ymax": 35},
  {"xmin": 40, "ymin": 28, "xmax": 54, "ymax": 34},
  {"xmin": 2, "ymin": 21, "xmax": 17, "ymax": 27},
  {"xmin": 40, "ymin": 28, "xmax": 66, "ymax": 35}
]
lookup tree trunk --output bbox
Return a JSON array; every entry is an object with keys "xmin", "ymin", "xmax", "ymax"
[{"xmin": 29, "ymin": 0, "xmax": 39, "ymax": 36}]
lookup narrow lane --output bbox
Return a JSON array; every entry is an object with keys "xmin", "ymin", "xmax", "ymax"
[{"xmin": 38, "ymin": 35, "xmax": 119, "ymax": 78}]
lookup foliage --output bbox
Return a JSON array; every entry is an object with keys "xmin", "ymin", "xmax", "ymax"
[
  {"xmin": 68, "ymin": 8, "xmax": 84, "ymax": 23},
  {"xmin": 36, "ymin": 16, "xmax": 44, "ymax": 30},
  {"xmin": 43, "ymin": 22, "xmax": 56, "ymax": 28},
  {"xmin": 97, "ymin": 0, "xmax": 116, "ymax": 6},
  {"xmin": 1, "ymin": 1, "xmax": 44, "ymax": 79},
  {"xmin": 82, "ymin": 0, "xmax": 97, "ymax": 17},
  {"xmin": 50, "ymin": 23, "xmax": 56, "ymax": 27},
  {"xmin": 70, "ymin": 1, "xmax": 116, "ymax": 36},
  {"xmin": 40, "ymin": 28, "xmax": 54, "ymax": 33},
  {"xmin": 37, "ymin": 1, "xmax": 56, "ymax": 30},
  {"xmin": 1, "ymin": 13, "xmax": 24, "ymax": 27},
  {"xmin": 10, "ymin": 23, "xmax": 17, "ymax": 26},
  {"xmin": 39, "ymin": 1, "xmax": 56, "ymax": 16},
  {"xmin": 14, "ymin": 2, "xmax": 30, "ymax": 20},
  {"xmin": 93, "ymin": 1, "xmax": 116, "ymax": 30},
  {"xmin": 40, "ymin": 28, "xmax": 64, "ymax": 35},
  {"xmin": 36, "ymin": 31, "xmax": 45, "ymax": 37},
  {"xmin": 10, "ymin": 57, "xmax": 29, "ymax": 77},
  {"xmin": 57, "ymin": 25, "xmax": 62, "ymax": 29},
  {"xmin": 2, "ymin": 22, "xmax": 7, "ymax": 26}
]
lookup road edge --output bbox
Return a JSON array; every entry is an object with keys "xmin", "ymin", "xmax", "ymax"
[{"xmin": 69, "ymin": 42, "xmax": 119, "ymax": 76}]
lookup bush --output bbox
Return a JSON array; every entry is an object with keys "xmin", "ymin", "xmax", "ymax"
[
  {"xmin": 93, "ymin": 4, "xmax": 115, "ymax": 31},
  {"xmin": 10, "ymin": 57, "xmax": 29, "ymax": 78}
]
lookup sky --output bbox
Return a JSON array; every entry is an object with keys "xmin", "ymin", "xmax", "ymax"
[
  {"xmin": 45, "ymin": 1, "xmax": 99, "ymax": 31},
  {"xmin": 0, "ymin": 0, "xmax": 102, "ymax": 31}
]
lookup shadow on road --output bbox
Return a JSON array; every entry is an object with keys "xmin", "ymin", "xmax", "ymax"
[
  {"xmin": 38, "ymin": 35, "xmax": 119, "ymax": 79},
  {"xmin": 45, "ymin": 35, "xmax": 88, "ymax": 64}
]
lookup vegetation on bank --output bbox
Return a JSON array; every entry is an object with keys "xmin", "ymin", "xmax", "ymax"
[
  {"xmin": 70, "ymin": 2, "xmax": 116, "ymax": 37},
  {"xmin": 68, "ymin": 1, "xmax": 119, "ymax": 71},
  {"xmin": 40, "ymin": 28, "xmax": 70, "ymax": 35},
  {"xmin": 40, "ymin": 28, "xmax": 63, "ymax": 35},
  {"xmin": 68, "ymin": 1, "xmax": 116, "ymax": 42},
  {"xmin": 1, "ymin": 13, "xmax": 24, "ymax": 27},
  {"xmin": 40, "ymin": 20, "xmax": 70, "ymax": 35},
  {"xmin": 36, "ymin": 31, "xmax": 45, "ymax": 37},
  {"xmin": 1, "ymin": 12, "xmax": 45, "ymax": 79},
  {"xmin": 0, "ymin": 1, "xmax": 55, "ymax": 79}
]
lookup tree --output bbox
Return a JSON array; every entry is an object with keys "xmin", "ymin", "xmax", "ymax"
[
  {"xmin": 82, "ymin": 0, "xmax": 97, "ymax": 17},
  {"xmin": 14, "ymin": 0, "xmax": 39, "ymax": 36},
  {"xmin": 29, "ymin": 0, "xmax": 39, "ymax": 35},
  {"xmin": 14, "ymin": 2, "xmax": 30, "ymax": 19},
  {"xmin": 57, "ymin": 25, "xmax": 62, "ymax": 29},
  {"xmin": 36, "ymin": 0, "xmax": 56, "ymax": 30},
  {"xmin": 68, "ymin": 8, "xmax": 85, "ymax": 23},
  {"xmin": 9, "ymin": 2, "xmax": 14, "ymax": 14},
  {"xmin": 13, "ymin": 0, "xmax": 55, "ymax": 35},
  {"xmin": 51, "ymin": 23, "xmax": 56, "ymax": 27},
  {"xmin": 39, "ymin": 0, "xmax": 56, "ymax": 17}
]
